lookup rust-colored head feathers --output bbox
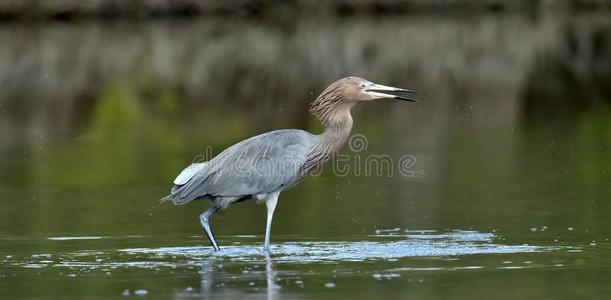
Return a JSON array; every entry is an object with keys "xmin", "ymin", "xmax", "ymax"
[
  {"xmin": 309, "ymin": 76, "xmax": 418, "ymax": 126},
  {"xmin": 309, "ymin": 77, "xmax": 367, "ymax": 126}
]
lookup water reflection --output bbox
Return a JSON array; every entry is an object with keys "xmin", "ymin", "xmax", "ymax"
[
  {"xmin": 0, "ymin": 230, "xmax": 604, "ymax": 299},
  {"xmin": 174, "ymin": 254, "xmax": 279, "ymax": 300},
  {"xmin": 265, "ymin": 255, "xmax": 280, "ymax": 300}
]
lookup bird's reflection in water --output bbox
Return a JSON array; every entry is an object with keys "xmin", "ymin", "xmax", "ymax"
[
  {"xmin": 265, "ymin": 254, "xmax": 280, "ymax": 300},
  {"xmin": 198, "ymin": 259, "xmax": 215, "ymax": 298},
  {"xmin": 174, "ymin": 254, "xmax": 280, "ymax": 300}
]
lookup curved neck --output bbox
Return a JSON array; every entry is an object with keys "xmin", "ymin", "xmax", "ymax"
[
  {"xmin": 319, "ymin": 105, "xmax": 354, "ymax": 151},
  {"xmin": 301, "ymin": 103, "xmax": 354, "ymax": 176}
]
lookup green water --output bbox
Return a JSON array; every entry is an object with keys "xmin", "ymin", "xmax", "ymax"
[{"xmin": 1, "ymin": 13, "xmax": 611, "ymax": 299}]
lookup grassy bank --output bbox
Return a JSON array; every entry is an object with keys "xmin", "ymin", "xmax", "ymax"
[{"xmin": 0, "ymin": 0, "xmax": 609, "ymax": 21}]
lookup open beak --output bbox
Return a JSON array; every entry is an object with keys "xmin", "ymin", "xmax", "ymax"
[{"xmin": 366, "ymin": 83, "xmax": 419, "ymax": 102}]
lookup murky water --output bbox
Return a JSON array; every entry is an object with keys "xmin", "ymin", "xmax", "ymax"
[
  {"xmin": 1, "ymin": 13, "xmax": 611, "ymax": 299},
  {"xmin": 2, "ymin": 230, "xmax": 606, "ymax": 299}
]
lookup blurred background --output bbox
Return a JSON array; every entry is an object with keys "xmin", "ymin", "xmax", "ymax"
[{"xmin": 0, "ymin": 1, "xmax": 610, "ymax": 299}]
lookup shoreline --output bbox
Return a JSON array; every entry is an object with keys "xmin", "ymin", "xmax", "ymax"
[{"xmin": 0, "ymin": 0, "xmax": 609, "ymax": 22}]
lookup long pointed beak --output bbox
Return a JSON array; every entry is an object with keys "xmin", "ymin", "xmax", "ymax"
[{"xmin": 366, "ymin": 83, "xmax": 419, "ymax": 102}]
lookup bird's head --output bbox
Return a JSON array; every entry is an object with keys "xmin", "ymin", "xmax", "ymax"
[
  {"xmin": 337, "ymin": 76, "xmax": 418, "ymax": 102},
  {"xmin": 310, "ymin": 76, "xmax": 418, "ymax": 124}
]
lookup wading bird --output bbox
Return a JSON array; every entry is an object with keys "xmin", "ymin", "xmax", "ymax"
[{"xmin": 163, "ymin": 76, "xmax": 417, "ymax": 252}]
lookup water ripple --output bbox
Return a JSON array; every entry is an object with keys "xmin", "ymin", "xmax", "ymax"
[
  {"xmin": 3, "ymin": 230, "xmax": 560, "ymax": 270},
  {"xmin": 122, "ymin": 230, "xmax": 549, "ymax": 263}
]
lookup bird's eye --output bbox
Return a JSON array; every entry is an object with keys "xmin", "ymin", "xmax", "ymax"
[{"xmin": 359, "ymin": 83, "xmax": 366, "ymax": 88}]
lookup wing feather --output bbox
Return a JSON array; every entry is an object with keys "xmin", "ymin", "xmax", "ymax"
[
  {"xmin": 167, "ymin": 129, "xmax": 317, "ymax": 205},
  {"xmin": 173, "ymin": 162, "xmax": 208, "ymax": 185}
]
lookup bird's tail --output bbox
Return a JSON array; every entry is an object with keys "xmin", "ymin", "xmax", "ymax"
[
  {"xmin": 148, "ymin": 195, "xmax": 172, "ymax": 215},
  {"xmin": 158, "ymin": 192, "xmax": 195, "ymax": 206},
  {"xmin": 159, "ymin": 195, "xmax": 172, "ymax": 205}
]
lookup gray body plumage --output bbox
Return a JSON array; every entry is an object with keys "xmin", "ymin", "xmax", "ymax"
[{"xmin": 167, "ymin": 129, "xmax": 319, "ymax": 208}]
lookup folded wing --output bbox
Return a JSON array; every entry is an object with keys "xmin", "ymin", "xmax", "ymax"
[{"xmin": 166, "ymin": 129, "xmax": 317, "ymax": 205}]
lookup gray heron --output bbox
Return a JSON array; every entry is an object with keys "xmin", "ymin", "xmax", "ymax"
[{"xmin": 163, "ymin": 76, "xmax": 418, "ymax": 252}]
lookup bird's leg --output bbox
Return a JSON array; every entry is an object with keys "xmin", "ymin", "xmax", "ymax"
[
  {"xmin": 264, "ymin": 192, "xmax": 280, "ymax": 253},
  {"xmin": 199, "ymin": 205, "xmax": 221, "ymax": 251}
]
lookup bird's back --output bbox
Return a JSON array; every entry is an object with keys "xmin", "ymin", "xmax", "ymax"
[{"xmin": 166, "ymin": 129, "xmax": 318, "ymax": 205}]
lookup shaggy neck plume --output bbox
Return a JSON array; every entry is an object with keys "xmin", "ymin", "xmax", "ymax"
[{"xmin": 301, "ymin": 87, "xmax": 356, "ymax": 176}]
